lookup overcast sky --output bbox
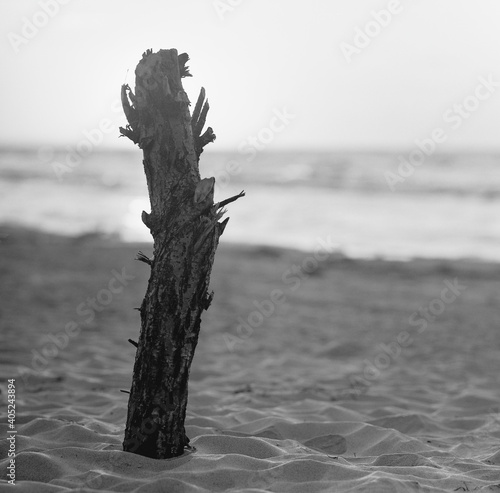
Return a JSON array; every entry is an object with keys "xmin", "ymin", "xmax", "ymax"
[{"xmin": 1, "ymin": 0, "xmax": 500, "ymax": 151}]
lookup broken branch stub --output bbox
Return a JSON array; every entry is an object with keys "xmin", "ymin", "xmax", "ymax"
[{"xmin": 120, "ymin": 48, "xmax": 243, "ymax": 459}]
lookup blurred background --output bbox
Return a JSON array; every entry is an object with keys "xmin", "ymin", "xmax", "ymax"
[{"xmin": 1, "ymin": 0, "xmax": 499, "ymax": 260}]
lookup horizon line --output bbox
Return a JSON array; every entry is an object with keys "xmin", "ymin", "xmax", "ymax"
[{"xmin": 2, "ymin": 143, "xmax": 500, "ymax": 156}]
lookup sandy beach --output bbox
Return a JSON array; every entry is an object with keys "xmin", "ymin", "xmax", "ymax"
[{"xmin": 1, "ymin": 225, "xmax": 500, "ymax": 492}]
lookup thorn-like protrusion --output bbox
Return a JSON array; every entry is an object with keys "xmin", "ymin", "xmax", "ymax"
[
  {"xmin": 194, "ymin": 100, "xmax": 209, "ymax": 139},
  {"xmin": 195, "ymin": 127, "xmax": 216, "ymax": 158},
  {"xmin": 119, "ymin": 124, "xmax": 140, "ymax": 145},
  {"xmin": 191, "ymin": 87, "xmax": 205, "ymax": 135},
  {"xmin": 128, "ymin": 339, "xmax": 138, "ymax": 348},
  {"xmin": 178, "ymin": 53, "xmax": 192, "ymax": 78},
  {"xmin": 136, "ymin": 251, "xmax": 152, "ymax": 266},
  {"xmin": 215, "ymin": 190, "xmax": 245, "ymax": 209},
  {"xmin": 218, "ymin": 217, "xmax": 230, "ymax": 236},
  {"xmin": 121, "ymin": 84, "xmax": 138, "ymax": 127},
  {"xmin": 120, "ymin": 389, "xmax": 131, "ymax": 394},
  {"xmin": 142, "ymin": 211, "xmax": 152, "ymax": 229},
  {"xmin": 200, "ymin": 127, "xmax": 216, "ymax": 146},
  {"xmin": 191, "ymin": 87, "xmax": 215, "ymax": 159}
]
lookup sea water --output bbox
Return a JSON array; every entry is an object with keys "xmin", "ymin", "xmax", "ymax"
[{"xmin": 1, "ymin": 148, "xmax": 499, "ymax": 262}]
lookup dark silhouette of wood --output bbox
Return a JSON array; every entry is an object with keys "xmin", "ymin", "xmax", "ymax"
[{"xmin": 119, "ymin": 48, "xmax": 243, "ymax": 459}]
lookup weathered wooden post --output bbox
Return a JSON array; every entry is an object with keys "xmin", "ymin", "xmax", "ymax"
[{"xmin": 120, "ymin": 48, "xmax": 243, "ymax": 459}]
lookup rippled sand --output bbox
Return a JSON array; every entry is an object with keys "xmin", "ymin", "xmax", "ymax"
[{"xmin": 1, "ymin": 227, "xmax": 500, "ymax": 492}]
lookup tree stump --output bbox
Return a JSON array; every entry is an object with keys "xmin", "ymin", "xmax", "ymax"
[{"xmin": 120, "ymin": 48, "xmax": 243, "ymax": 459}]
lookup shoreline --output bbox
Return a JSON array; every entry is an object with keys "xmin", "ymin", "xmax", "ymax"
[{"xmin": 2, "ymin": 222, "xmax": 499, "ymax": 269}]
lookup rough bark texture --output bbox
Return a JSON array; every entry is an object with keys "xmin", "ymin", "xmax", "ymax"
[{"xmin": 120, "ymin": 48, "xmax": 242, "ymax": 459}]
